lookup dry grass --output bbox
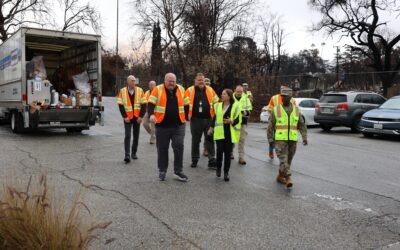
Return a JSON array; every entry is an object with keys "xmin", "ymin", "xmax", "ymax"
[{"xmin": 0, "ymin": 175, "xmax": 113, "ymax": 249}]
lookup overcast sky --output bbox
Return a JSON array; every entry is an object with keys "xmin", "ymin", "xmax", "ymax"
[{"xmin": 94, "ymin": 0, "xmax": 400, "ymax": 62}]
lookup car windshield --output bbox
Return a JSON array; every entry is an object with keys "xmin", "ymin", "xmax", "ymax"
[
  {"xmin": 319, "ymin": 94, "xmax": 347, "ymax": 103},
  {"xmin": 379, "ymin": 98, "xmax": 400, "ymax": 110}
]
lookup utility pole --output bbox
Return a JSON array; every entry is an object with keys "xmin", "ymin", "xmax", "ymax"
[
  {"xmin": 334, "ymin": 46, "xmax": 340, "ymax": 85},
  {"xmin": 115, "ymin": 0, "xmax": 119, "ymax": 95}
]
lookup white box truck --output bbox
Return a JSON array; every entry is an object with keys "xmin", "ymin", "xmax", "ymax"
[{"xmin": 0, "ymin": 27, "xmax": 104, "ymax": 133}]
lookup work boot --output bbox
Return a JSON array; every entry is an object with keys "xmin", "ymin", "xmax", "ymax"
[
  {"xmin": 285, "ymin": 176, "xmax": 293, "ymax": 188},
  {"xmin": 238, "ymin": 158, "xmax": 246, "ymax": 165},
  {"xmin": 269, "ymin": 152, "xmax": 274, "ymax": 159},
  {"xmin": 276, "ymin": 171, "xmax": 287, "ymax": 185},
  {"xmin": 203, "ymin": 148, "xmax": 208, "ymax": 157}
]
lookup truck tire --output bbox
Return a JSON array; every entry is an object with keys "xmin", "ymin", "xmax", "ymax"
[{"xmin": 11, "ymin": 111, "xmax": 24, "ymax": 133}]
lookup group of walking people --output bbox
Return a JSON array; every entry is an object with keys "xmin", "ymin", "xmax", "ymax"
[{"xmin": 117, "ymin": 72, "xmax": 308, "ymax": 188}]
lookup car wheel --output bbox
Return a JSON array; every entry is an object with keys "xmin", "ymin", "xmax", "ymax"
[
  {"xmin": 320, "ymin": 124, "xmax": 332, "ymax": 132},
  {"xmin": 66, "ymin": 128, "xmax": 83, "ymax": 133},
  {"xmin": 351, "ymin": 116, "xmax": 362, "ymax": 133},
  {"xmin": 362, "ymin": 132, "xmax": 374, "ymax": 138}
]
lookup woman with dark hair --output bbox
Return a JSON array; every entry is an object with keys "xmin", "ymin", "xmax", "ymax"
[{"xmin": 208, "ymin": 89, "xmax": 242, "ymax": 181}]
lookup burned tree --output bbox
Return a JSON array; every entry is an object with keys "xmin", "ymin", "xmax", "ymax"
[{"xmin": 310, "ymin": 0, "xmax": 400, "ymax": 96}]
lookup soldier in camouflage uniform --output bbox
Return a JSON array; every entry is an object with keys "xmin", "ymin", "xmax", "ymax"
[{"xmin": 267, "ymin": 87, "xmax": 308, "ymax": 188}]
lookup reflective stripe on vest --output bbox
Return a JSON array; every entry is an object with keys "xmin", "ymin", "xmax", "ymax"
[
  {"xmin": 213, "ymin": 102, "xmax": 241, "ymax": 143},
  {"xmin": 274, "ymin": 104, "xmax": 299, "ymax": 141},
  {"xmin": 153, "ymin": 84, "xmax": 186, "ymax": 123},
  {"xmin": 188, "ymin": 85, "xmax": 216, "ymax": 119},
  {"xmin": 119, "ymin": 87, "xmax": 143, "ymax": 119}
]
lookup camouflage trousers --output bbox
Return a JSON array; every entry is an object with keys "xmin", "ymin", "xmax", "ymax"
[{"xmin": 274, "ymin": 141, "xmax": 297, "ymax": 176}]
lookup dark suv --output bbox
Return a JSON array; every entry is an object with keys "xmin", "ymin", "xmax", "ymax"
[{"xmin": 314, "ymin": 91, "xmax": 386, "ymax": 132}]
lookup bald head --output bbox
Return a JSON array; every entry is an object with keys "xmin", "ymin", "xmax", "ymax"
[
  {"xmin": 148, "ymin": 80, "xmax": 156, "ymax": 91},
  {"xmin": 164, "ymin": 73, "xmax": 177, "ymax": 91}
]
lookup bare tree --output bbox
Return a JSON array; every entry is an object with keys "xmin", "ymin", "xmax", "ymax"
[
  {"xmin": 133, "ymin": 0, "xmax": 189, "ymax": 83},
  {"xmin": 0, "ymin": 0, "xmax": 49, "ymax": 42},
  {"xmin": 58, "ymin": 0, "xmax": 101, "ymax": 33},
  {"xmin": 309, "ymin": 0, "xmax": 400, "ymax": 96},
  {"xmin": 260, "ymin": 15, "xmax": 286, "ymax": 90}
]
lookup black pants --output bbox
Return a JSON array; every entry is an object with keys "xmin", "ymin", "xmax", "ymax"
[
  {"xmin": 124, "ymin": 119, "xmax": 140, "ymax": 158},
  {"xmin": 216, "ymin": 139, "xmax": 233, "ymax": 174},
  {"xmin": 190, "ymin": 117, "xmax": 215, "ymax": 163},
  {"xmin": 156, "ymin": 124, "xmax": 186, "ymax": 174}
]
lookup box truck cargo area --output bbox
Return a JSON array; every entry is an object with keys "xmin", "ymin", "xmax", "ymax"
[{"xmin": 0, "ymin": 28, "xmax": 104, "ymax": 133}]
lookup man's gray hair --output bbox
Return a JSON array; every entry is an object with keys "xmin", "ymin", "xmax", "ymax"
[{"xmin": 127, "ymin": 75, "xmax": 136, "ymax": 82}]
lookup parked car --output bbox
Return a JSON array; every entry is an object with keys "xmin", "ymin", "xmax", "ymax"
[
  {"xmin": 360, "ymin": 95, "xmax": 400, "ymax": 137},
  {"xmin": 294, "ymin": 98, "xmax": 319, "ymax": 126},
  {"xmin": 314, "ymin": 91, "xmax": 386, "ymax": 132},
  {"xmin": 260, "ymin": 98, "xmax": 318, "ymax": 125},
  {"xmin": 260, "ymin": 106, "xmax": 270, "ymax": 123}
]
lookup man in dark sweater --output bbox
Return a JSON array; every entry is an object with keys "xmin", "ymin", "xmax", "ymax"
[
  {"xmin": 148, "ymin": 73, "xmax": 190, "ymax": 182},
  {"xmin": 117, "ymin": 75, "xmax": 147, "ymax": 163}
]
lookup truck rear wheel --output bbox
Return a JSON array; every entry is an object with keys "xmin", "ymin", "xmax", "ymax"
[{"xmin": 11, "ymin": 111, "xmax": 24, "ymax": 133}]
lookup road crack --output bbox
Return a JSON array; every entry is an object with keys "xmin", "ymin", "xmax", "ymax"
[{"xmin": 61, "ymin": 170, "xmax": 203, "ymax": 250}]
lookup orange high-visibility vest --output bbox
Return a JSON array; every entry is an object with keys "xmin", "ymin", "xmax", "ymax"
[
  {"xmin": 117, "ymin": 86, "xmax": 146, "ymax": 119},
  {"xmin": 266, "ymin": 94, "xmax": 296, "ymax": 113},
  {"xmin": 148, "ymin": 84, "xmax": 189, "ymax": 124},
  {"xmin": 186, "ymin": 85, "xmax": 219, "ymax": 119},
  {"xmin": 145, "ymin": 89, "xmax": 153, "ymax": 102}
]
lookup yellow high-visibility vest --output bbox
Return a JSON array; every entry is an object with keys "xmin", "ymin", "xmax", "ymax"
[
  {"xmin": 273, "ymin": 104, "xmax": 300, "ymax": 141},
  {"xmin": 213, "ymin": 102, "xmax": 241, "ymax": 143}
]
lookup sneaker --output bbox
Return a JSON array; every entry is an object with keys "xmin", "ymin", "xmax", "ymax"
[
  {"xmin": 174, "ymin": 172, "xmax": 188, "ymax": 182},
  {"xmin": 159, "ymin": 172, "xmax": 166, "ymax": 181},
  {"xmin": 124, "ymin": 157, "xmax": 130, "ymax": 164},
  {"xmin": 190, "ymin": 161, "xmax": 198, "ymax": 168},
  {"xmin": 224, "ymin": 172, "xmax": 230, "ymax": 182},
  {"xmin": 208, "ymin": 159, "xmax": 217, "ymax": 170},
  {"xmin": 238, "ymin": 158, "xmax": 246, "ymax": 165}
]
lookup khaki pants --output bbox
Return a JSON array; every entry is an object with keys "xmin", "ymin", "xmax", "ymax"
[
  {"xmin": 274, "ymin": 141, "xmax": 297, "ymax": 176},
  {"xmin": 143, "ymin": 112, "xmax": 156, "ymax": 143},
  {"xmin": 238, "ymin": 124, "xmax": 248, "ymax": 159}
]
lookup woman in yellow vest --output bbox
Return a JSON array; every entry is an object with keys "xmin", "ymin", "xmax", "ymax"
[{"xmin": 208, "ymin": 89, "xmax": 241, "ymax": 181}]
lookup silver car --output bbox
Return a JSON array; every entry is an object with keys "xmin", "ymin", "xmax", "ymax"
[{"xmin": 314, "ymin": 91, "xmax": 386, "ymax": 132}]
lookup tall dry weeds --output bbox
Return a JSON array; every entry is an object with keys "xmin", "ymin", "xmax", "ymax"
[{"xmin": 0, "ymin": 175, "xmax": 113, "ymax": 249}]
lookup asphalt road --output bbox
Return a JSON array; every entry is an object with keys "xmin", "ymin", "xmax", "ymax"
[{"xmin": 0, "ymin": 97, "xmax": 399, "ymax": 250}]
